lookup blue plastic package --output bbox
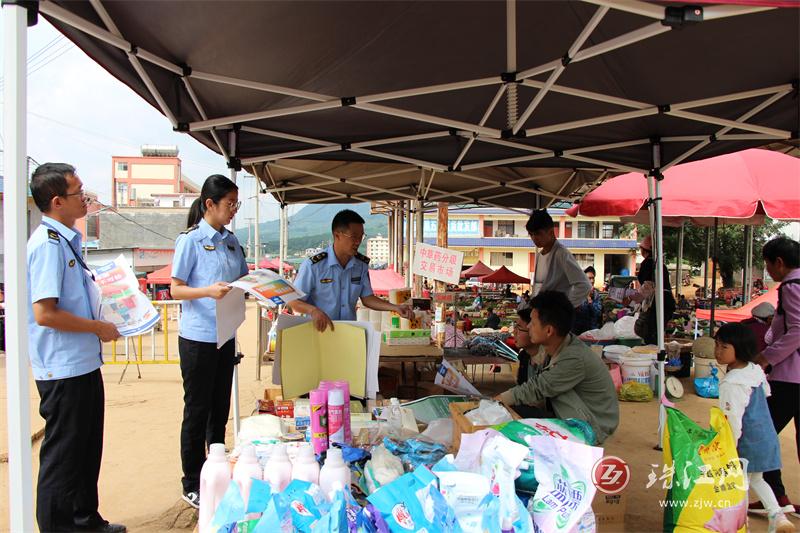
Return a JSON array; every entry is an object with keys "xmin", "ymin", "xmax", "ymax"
[
  {"xmin": 382, "ymin": 436, "xmax": 448, "ymax": 469},
  {"xmin": 358, "ymin": 504, "xmax": 391, "ymax": 533},
  {"xmin": 246, "ymin": 478, "xmax": 272, "ymax": 515},
  {"xmin": 368, "ymin": 466, "xmax": 453, "ymax": 532},
  {"xmin": 694, "ymin": 366, "xmax": 720, "ymax": 398},
  {"xmin": 210, "ymin": 481, "xmax": 246, "ymax": 531},
  {"xmin": 312, "ymin": 490, "xmax": 348, "ymax": 532},
  {"xmin": 281, "ymin": 479, "xmax": 329, "ymax": 532},
  {"xmin": 253, "ymin": 494, "xmax": 292, "ymax": 533},
  {"xmin": 431, "ymin": 455, "xmax": 458, "ymax": 473}
]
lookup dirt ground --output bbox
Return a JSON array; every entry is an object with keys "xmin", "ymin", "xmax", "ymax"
[{"xmin": 1, "ymin": 301, "xmax": 797, "ymax": 532}]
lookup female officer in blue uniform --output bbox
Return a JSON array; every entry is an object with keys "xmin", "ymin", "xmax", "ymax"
[{"xmin": 170, "ymin": 174, "xmax": 248, "ymax": 508}]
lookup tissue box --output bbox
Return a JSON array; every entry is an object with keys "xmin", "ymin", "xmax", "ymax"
[{"xmin": 448, "ymin": 401, "xmax": 520, "ymax": 451}]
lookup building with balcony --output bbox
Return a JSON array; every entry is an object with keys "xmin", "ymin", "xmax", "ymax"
[
  {"xmin": 421, "ymin": 207, "xmax": 637, "ymax": 287},
  {"xmin": 367, "ymin": 234, "xmax": 390, "ymax": 264}
]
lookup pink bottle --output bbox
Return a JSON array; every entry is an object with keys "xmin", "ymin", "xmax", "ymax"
[
  {"xmin": 233, "ymin": 444, "xmax": 263, "ymax": 519},
  {"xmin": 291, "ymin": 443, "xmax": 320, "ymax": 484},
  {"xmin": 332, "ymin": 380, "xmax": 352, "ymax": 444},
  {"xmin": 265, "ymin": 443, "xmax": 293, "ymax": 493},
  {"xmin": 199, "ymin": 443, "xmax": 231, "ymax": 533},
  {"xmin": 319, "ymin": 447, "xmax": 351, "ymax": 501},
  {"xmin": 327, "ymin": 388, "xmax": 345, "ymax": 446},
  {"xmin": 310, "ymin": 388, "xmax": 329, "ymax": 454}
]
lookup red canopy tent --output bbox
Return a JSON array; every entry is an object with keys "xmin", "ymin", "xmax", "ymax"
[
  {"xmin": 479, "ymin": 266, "xmax": 530, "ymax": 284},
  {"xmin": 461, "ymin": 261, "xmax": 494, "ymax": 279},
  {"xmin": 258, "ymin": 258, "xmax": 293, "ymax": 272},
  {"xmin": 566, "ymin": 149, "xmax": 800, "ymax": 225},
  {"xmin": 369, "ymin": 269, "xmax": 406, "ymax": 296},
  {"xmin": 695, "ymin": 285, "xmax": 778, "ymax": 323},
  {"xmin": 146, "ymin": 264, "xmax": 172, "ymax": 285}
]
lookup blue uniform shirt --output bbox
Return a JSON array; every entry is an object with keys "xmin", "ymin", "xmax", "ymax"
[
  {"xmin": 27, "ymin": 216, "xmax": 101, "ymax": 381},
  {"xmin": 293, "ymin": 245, "xmax": 373, "ymax": 321},
  {"xmin": 172, "ymin": 219, "xmax": 249, "ymax": 343}
]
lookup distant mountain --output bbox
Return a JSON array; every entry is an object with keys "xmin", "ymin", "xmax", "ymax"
[{"xmin": 235, "ymin": 203, "xmax": 388, "ymax": 255}]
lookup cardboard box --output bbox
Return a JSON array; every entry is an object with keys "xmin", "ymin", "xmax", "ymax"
[
  {"xmin": 448, "ymin": 400, "xmax": 520, "ymax": 450},
  {"xmin": 593, "ymin": 491, "xmax": 627, "ymax": 531}
]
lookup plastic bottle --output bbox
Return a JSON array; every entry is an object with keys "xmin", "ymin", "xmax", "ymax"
[
  {"xmin": 199, "ymin": 443, "xmax": 231, "ymax": 533},
  {"xmin": 309, "ymin": 388, "xmax": 329, "ymax": 454},
  {"xmin": 264, "ymin": 443, "xmax": 292, "ymax": 493},
  {"xmin": 332, "ymin": 380, "xmax": 352, "ymax": 444},
  {"xmin": 501, "ymin": 517, "xmax": 515, "ymax": 533},
  {"xmin": 291, "ymin": 443, "xmax": 320, "ymax": 484},
  {"xmin": 327, "ymin": 388, "xmax": 346, "ymax": 446},
  {"xmin": 319, "ymin": 447, "xmax": 351, "ymax": 501},
  {"xmin": 233, "ymin": 444, "xmax": 263, "ymax": 518}
]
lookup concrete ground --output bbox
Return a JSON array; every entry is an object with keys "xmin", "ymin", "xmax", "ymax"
[{"xmin": 0, "ymin": 301, "xmax": 797, "ymax": 532}]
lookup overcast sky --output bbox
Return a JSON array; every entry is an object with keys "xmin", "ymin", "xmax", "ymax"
[{"xmin": 0, "ymin": 17, "xmax": 289, "ymax": 223}]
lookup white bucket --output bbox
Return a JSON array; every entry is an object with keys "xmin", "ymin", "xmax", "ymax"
[
  {"xmin": 694, "ymin": 358, "xmax": 726, "ymax": 379},
  {"xmin": 621, "ymin": 354, "xmax": 656, "ymax": 385}
]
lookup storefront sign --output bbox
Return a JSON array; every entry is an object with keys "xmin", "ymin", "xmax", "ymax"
[
  {"xmin": 412, "ymin": 243, "xmax": 464, "ymax": 285},
  {"xmin": 433, "ymin": 292, "xmax": 456, "ymax": 304}
]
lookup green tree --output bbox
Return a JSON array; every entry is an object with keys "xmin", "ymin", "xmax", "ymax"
[{"xmin": 634, "ymin": 219, "xmax": 787, "ymax": 287}]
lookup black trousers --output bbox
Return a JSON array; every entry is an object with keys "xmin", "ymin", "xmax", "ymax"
[
  {"xmin": 179, "ymin": 337, "xmax": 236, "ymax": 494},
  {"xmin": 764, "ymin": 380, "xmax": 800, "ymax": 498},
  {"xmin": 36, "ymin": 369, "xmax": 105, "ymax": 532}
]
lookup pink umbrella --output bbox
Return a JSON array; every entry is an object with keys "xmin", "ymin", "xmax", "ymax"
[{"xmin": 567, "ymin": 149, "xmax": 800, "ymax": 225}]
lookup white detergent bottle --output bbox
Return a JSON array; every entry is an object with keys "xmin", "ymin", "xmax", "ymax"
[
  {"xmin": 233, "ymin": 444, "xmax": 263, "ymax": 518},
  {"xmin": 198, "ymin": 443, "xmax": 231, "ymax": 533},
  {"xmin": 292, "ymin": 443, "xmax": 320, "ymax": 484},
  {"xmin": 319, "ymin": 447, "xmax": 351, "ymax": 501},
  {"xmin": 265, "ymin": 443, "xmax": 292, "ymax": 493}
]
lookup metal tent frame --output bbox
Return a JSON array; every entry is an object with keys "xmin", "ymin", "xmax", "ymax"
[{"xmin": 4, "ymin": 1, "xmax": 799, "ymax": 528}]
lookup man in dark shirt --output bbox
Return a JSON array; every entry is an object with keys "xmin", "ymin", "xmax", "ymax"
[{"xmin": 485, "ymin": 307, "xmax": 501, "ymax": 329}]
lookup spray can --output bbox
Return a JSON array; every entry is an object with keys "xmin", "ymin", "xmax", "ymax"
[
  {"xmin": 309, "ymin": 388, "xmax": 328, "ymax": 454},
  {"xmin": 332, "ymin": 380, "xmax": 351, "ymax": 444},
  {"xmin": 327, "ymin": 388, "xmax": 345, "ymax": 446}
]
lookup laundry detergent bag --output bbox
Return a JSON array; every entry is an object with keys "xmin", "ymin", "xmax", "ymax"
[{"xmin": 662, "ymin": 407, "xmax": 747, "ymax": 533}]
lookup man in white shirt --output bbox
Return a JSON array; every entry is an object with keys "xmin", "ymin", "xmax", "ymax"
[{"xmin": 527, "ymin": 210, "xmax": 591, "ymax": 309}]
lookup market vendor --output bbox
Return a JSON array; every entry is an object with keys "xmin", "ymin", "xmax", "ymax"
[
  {"xmin": 496, "ymin": 290, "xmax": 619, "ymax": 444},
  {"xmin": 573, "ymin": 266, "xmax": 603, "ymax": 335},
  {"xmin": 631, "ymin": 234, "xmax": 675, "ymax": 344},
  {"xmin": 290, "ymin": 209, "xmax": 413, "ymax": 331},
  {"xmin": 527, "ymin": 210, "xmax": 592, "ymax": 307}
]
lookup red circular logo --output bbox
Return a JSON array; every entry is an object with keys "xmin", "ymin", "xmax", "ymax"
[{"xmin": 592, "ymin": 455, "xmax": 630, "ymax": 494}]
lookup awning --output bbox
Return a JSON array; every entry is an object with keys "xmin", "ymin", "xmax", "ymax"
[
  {"xmin": 461, "ymin": 261, "xmax": 494, "ymax": 278},
  {"xmin": 695, "ymin": 285, "xmax": 778, "ymax": 322},
  {"xmin": 146, "ymin": 264, "xmax": 172, "ymax": 285},
  {"xmin": 480, "ymin": 265, "xmax": 530, "ymax": 284},
  {"xmin": 368, "ymin": 269, "xmax": 407, "ymax": 296}
]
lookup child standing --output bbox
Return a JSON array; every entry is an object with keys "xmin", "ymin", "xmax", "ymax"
[{"xmin": 716, "ymin": 323, "xmax": 795, "ymax": 533}]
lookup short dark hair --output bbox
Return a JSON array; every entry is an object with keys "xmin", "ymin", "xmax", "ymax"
[
  {"xmin": 525, "ymin": 209, "xmax": 554, "ymax": 233},
  {"xmin": 763, "ymin": 237, "xmax": 800, "ymax": 269},
  {"xmin": 584, "ymin": 266, "xmax": 596, "ymax": 276},
  {"xmin": 332, "ymin": 209, "xmax": 365, "ymax": 233},
  {"xmin": 517, "ymin": 307, "xmax": 531, "ymax": 324},
  {"xmin": 30, "ymin": 163, "xmax": 75, "ymax": 213},
  {"xmin": 714, "ymin": 323, "xmax": 757, "ymax": 363},
  {"xmin": 487, "ymin": 307, "xmax": 494, "ymax": 314},
  {"xmin": 529, "ymin": 290, "xmax": 574, "ymax": 337}
]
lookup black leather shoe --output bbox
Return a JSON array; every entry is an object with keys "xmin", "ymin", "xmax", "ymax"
[{"xmin": 74, "ymin": 521, "xmax": 127, "ymax": 533}]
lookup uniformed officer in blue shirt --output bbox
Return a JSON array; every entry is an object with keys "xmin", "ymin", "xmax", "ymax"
[
  {"xmin": 170, "ymin": 174, "xmax": 248, "ymax": 509},
  {"xmin": 27, "ymin": 163, "xmax": 125, "ymax": 533},
  {"xmin": 290, "ymin": 209, "xmax": 413, "ymax": 331}
]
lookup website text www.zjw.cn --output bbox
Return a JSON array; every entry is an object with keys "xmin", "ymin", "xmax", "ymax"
[{"xmin": 658, "ymin": 499, "xmax": 733, "ymax": 510}]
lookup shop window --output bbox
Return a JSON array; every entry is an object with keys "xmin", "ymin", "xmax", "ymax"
[
  {"xmin": 495, "ymin": 220, "xmax": 515, "ymax": 236},
  {"xmin": 577, "ymin": 221, "xmax": 597, "ymax": 239}
]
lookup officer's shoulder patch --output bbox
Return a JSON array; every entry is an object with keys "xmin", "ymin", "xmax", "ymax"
[
  {"xmin": 47, "ymin": 229, "xmax": 59, "ymax": 242},
  {"xmin": 355, "ymin": 252, "xmax": 370, "ymax": 264},
  {"xmin": 180, "ymin": 224, "xmax": 199, "ymax": 235},
  {"xmin": 310, "ymin": 251, "xmax": 328, "ymax": 264}
]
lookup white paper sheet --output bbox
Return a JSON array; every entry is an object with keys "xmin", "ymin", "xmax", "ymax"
[
  {"xmin": 92, "ymin": 254, "xmax": 161, "ymax": 336},
  {"xmin": 435, "ymin": 359, "xmax": 481, "ymax": 395},
  {"xmin": 215, "ymin": 288, "xmax": 246, "ymax": 348}
]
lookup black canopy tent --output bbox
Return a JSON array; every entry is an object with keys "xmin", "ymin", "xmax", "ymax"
[
  {"xmin": 3, "ymin": 1, "xmax": 799, "ymax": 528},
  {"xmin": 35, "ymin": 0, "xmax": 798, "ymax": 206}
]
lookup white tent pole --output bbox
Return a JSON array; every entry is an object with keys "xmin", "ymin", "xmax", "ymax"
[
  {"xmin": 254, "ymin": 178, "xmax": 261, "ymax": 270},
  {"xmin": 676, "ymin": 222, "xmax": 685, "ymax": 300},
  {"xmin": 279, "ymin": 205, "xmax": 286, "ymax": 275},
  {"xmin": 3, "ymin": 4, "xmax": 34, "ymax": 530},
  {"xmin": 743, "ymin": 225, "xmax": 753, "ymax": 304},
  {"xmin": 405, "ymin": 202, "xmax": 412, "ymax": 285},
  {"xmin": 650, "ymin": 142, "xmax": 667, "ymax": 450},
  {"xmin": 415, "ymin": 197, "xmax": 424, "ymax": 296},
  {"xmin": 229, "ymin": 163, "xmax": 242, "ymax": 442}
]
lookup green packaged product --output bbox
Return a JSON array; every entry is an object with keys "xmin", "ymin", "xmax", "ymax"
[{"xmin": 618, "ymin": 381, "xmax": 654, "ymax": 402}]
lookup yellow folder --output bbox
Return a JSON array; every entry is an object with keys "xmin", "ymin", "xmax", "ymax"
[{"xmin": 279, "ymin": 321, "xmax": 367, "ymax": 398}]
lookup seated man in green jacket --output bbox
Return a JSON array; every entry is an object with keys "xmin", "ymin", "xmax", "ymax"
[{"xmin": 497, "ymin": 290, "xmax": 619, "ymax": 444}]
